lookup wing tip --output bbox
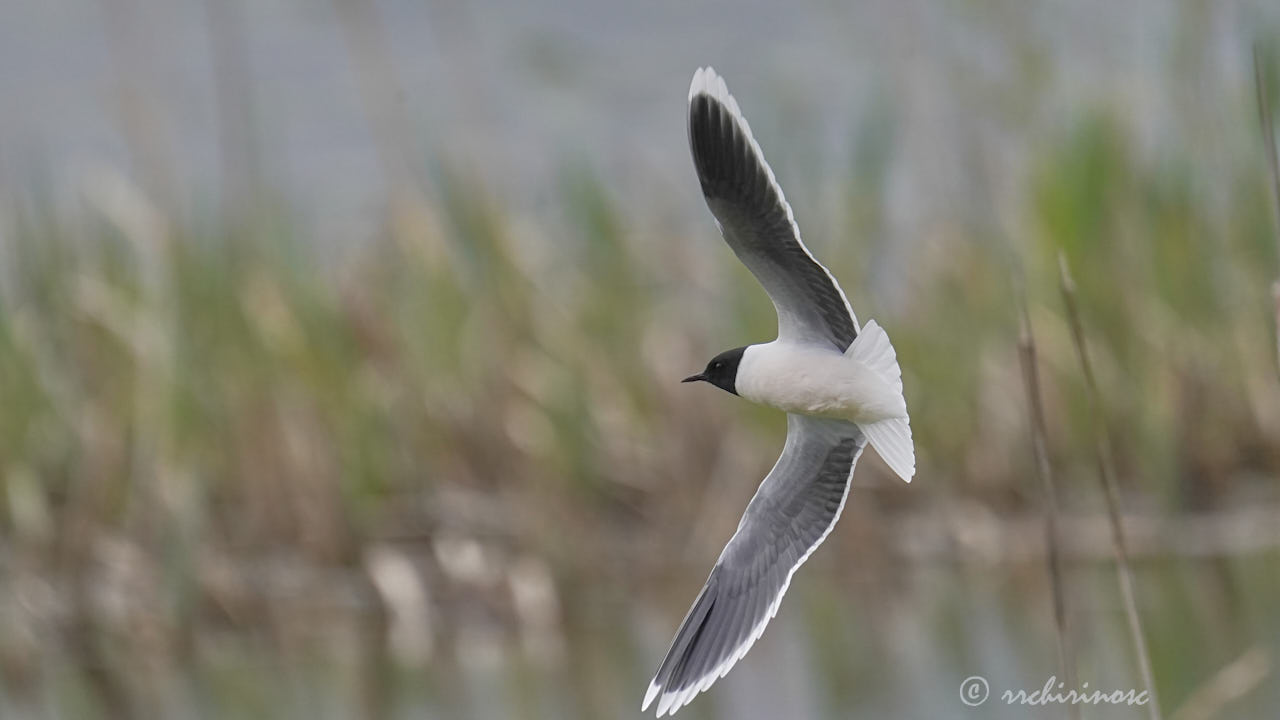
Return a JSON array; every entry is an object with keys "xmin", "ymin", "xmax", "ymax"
[
  {"xmin": 688, "ymin": 66, "xmax": 720, "ymax": 102},
  {"xmin": 688, "ymin": 66, "xmax": 742, "ymax": 119},
  {"xmin": 643, "ymin": 586, "xmax": 791, "ymax": 716},
  {"xmin": 655, "ymin": 687, "xmax": 680, "ymax": 716},
  {"xmin": 688, "ymin": 66, "xmax": 709, "ymax": 102},
  {"xmin": 642, "ymin": 680, "xmax": 661, "ymax": 711},
  {"xmin": 649, "ymin": 678, "xmax": 707, "ymax": 717}
]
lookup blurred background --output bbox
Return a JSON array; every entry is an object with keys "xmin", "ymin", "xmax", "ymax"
[{"xmin": 2, "ymin": 0, "xmax": 1280, "ymax": 718}]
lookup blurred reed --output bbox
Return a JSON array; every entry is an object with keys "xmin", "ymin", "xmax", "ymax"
[
  {"xmin": 1255, "ymin": 46, "xmax": 1280, "ymax": 374},
  {"xmin": 1059, "ymin": 254, "xmax": 1161, "ymax": 720},
  {"xmin": 0, "ymin": 8, "xmax": 1278, "ymax": 719},
  {"xmin": 2, "ymin": 110, "xmax": 1278, "ymax": 714},
  {"xmin": 1014, "ymin": 265, "xmax": 1079, "ymax": 720}
]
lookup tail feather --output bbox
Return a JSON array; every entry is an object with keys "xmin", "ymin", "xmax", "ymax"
[
  {"xmin": 845, "ymin": 319, "xmax": 903, "ymax": 392},
  {"xmin": 848, "ymin": 320, "xmax": 915, "ymax": 482},
  {"xmin": 861, "ymin": 417, "xmax": 914, "ymax": 482}
]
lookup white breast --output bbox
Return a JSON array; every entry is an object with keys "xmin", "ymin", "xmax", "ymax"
[{"xmin": 737, "ymin": 341, "xmax": 904, "ymax": 423}]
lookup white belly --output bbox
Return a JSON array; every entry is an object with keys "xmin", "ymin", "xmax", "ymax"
[{"xmin": 736, "ymin": 341, "xmax": 905, "ymax": 423}]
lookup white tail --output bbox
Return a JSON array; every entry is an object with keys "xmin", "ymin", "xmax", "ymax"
[{"xmin": 847, "ymin": 320, "xmax": 915, "ymax": 483}]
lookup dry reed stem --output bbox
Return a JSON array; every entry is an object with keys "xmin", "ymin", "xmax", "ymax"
[
  {"xmin": 1012, "ymin": 269, "xmax": 1079, "ymax": 720},
  {"xmin": 1254, "ymin": 46, "xmax": 1280, "ymax": 375},
  {"xmin": 1169, "ymin": 646, "xmax": 1269, "ymax": 720},
  {"xmin": 1057, "ymin": 253, "xmax": 1162, "ymax": 720}
]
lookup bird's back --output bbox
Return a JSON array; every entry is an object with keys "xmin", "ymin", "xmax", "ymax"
[{"xmin": 736, "ymin": 341, "xmax": 906, "ymax": 423}]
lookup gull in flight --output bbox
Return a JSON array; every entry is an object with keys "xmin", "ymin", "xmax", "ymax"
[{"xmin": 643, "ymin": 67, "xmax": 915, "ymax": 717}]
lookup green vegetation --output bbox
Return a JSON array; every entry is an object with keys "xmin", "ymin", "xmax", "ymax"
[{"xmin": 2, "ymin": 43, "xmax": 1280, "ymax": 720}]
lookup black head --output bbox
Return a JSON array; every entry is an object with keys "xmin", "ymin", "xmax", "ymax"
[{"xmin": 682, "ymin": 346, "xmax": 746, "ymax": 396}]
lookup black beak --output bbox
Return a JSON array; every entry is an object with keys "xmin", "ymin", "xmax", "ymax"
[{"xmin": 682, "ymin": 373, "xmax": 706, "ymax": 384}]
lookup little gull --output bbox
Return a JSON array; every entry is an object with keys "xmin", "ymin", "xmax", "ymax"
[{"xmin": 642, "ymin": 67, "xmax": 915, "ymax": 717}]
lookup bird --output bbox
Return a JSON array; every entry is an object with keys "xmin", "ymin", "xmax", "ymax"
[{"xmin": 642, "ymin": 67, "xmax": 915, "ymax": 717}]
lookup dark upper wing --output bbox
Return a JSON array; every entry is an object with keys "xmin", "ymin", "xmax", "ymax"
[
  {"xmin": 642, "ymin": 415, "xmax": 867, "ymax": 717},
  {"xmin": 687, "ymin": 67, "xmax": 858, "ymax": 352}
]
